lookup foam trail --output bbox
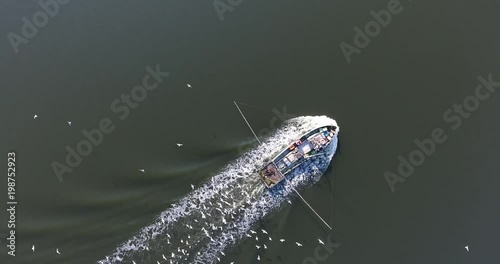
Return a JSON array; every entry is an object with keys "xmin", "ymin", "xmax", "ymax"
[{"xmin": 98, "ymin": 116, "xmax": 339, "ymax": 264}]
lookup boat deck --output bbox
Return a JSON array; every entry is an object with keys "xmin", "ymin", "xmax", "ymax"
[{"xmin": 258, "ymin": 125, "xmax": 337, "ymax": 188}]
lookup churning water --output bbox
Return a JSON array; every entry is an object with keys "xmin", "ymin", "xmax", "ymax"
[{"xmin": 99, "ymin": 116, "xmax": 339, "ymax": 264}]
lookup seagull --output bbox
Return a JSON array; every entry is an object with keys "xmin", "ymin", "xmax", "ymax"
[
  {"xmin": 33, "ymin": 114, "xmax": 38, "ymax": 119},
  {"xmin": 295, "ymin": 242, "xmax": 303, "ymax": 247},
  {"xmin": 67, "ymin": 121, "xmax": 72, "ymax": 126},
  {"xmin": 268, "ymin": 237, "xmax": 272, "ymax": 241},
  {"xmin": 255, "ymin": 245, "xmax": 260, "ymax": 249},
  {"xmin": 318, "ymin": 238, "xmax": 325, "ymax": 245},
  {"xmin": 287, "ymin": 200, "xmax": 292, "ymax": 204},
  {"xmin": 187, "ymin": 84, "xmax": 192, "ymax": 88},
  {"xmin": 177, "ymin": 143, "xmax": 183, "ymax": 147},
  {"xmin": 261, "ymin": 229, "xmax": 268, "ymax": 234},
  {"xmin": 191, "ymin": 184, "xmax": 195, "ymax": 190},
  {"xmin": 32, "ymin": 245, "xmax": 35, "ymax": 252},
  {"xmin": 139, "ymin": 169, "xmax": 145, "ymax": 173},
  {"xmin": 263, "ymin": 244, "xmax": 267, "ymax": 249},
  {"xmin": 280, "ymin": 239, "xmax": 285, "ymax": 242},
  {"xmin": 56, "ymin": 248, "xmax": 61, "ymax": 254},
  {"xmin": 257, "ymin": 255, "xmax": 260, "ymax": 261},
  {"xmin": 162, "ymin": 254, "xmax": 167, "ymax": 260},
  {"xmin": 465, "ymin": 245, "xmax": 469, "ymax": 252}
]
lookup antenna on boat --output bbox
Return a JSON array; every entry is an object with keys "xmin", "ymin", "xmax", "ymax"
[
  {"xmin": 285, "ymin": 181, "xmax": 333, "ymax": 230},
  {"xmin": 233, "ymin": 101, "xmax": 332, "ymax": 231},
  {"xmin": 234, "ymin": 101, "xmax": 261, "ymax": 144}
]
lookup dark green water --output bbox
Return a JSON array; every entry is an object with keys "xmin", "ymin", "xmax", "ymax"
[{"xmin": 1, "ymin": 0, "xmax": 499, "ymax": 263}]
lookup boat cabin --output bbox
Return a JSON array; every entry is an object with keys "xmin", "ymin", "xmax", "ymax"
[{"xmin": 258, "ymin": 125, "xmax": 337, "ymax": 188}]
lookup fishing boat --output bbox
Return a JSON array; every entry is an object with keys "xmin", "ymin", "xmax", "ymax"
[{"xmin": 258, "ymin": 125, "xmax": 338, "ymax": 188}]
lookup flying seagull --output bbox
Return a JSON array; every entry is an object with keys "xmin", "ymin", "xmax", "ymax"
[
  {"xmin": 67, "ymin": 121, "xmax": 72, "ymax": 126},
  {"xmin": 56, "ymin": 248, "xmax": 61, "ymax": 254},
  {"xmin": 33, "ymin": 114, "xmax": 38, "ymax": 119},
  {"xmin": 32, "ymin": 245, "xmax": 35, "ymax": 252},
  {"xmin": 177, "ymin": 143, "xmax": 183, "ymax": 147},
  {"xmin": 465, "ymin": 245, "xmax": 469, "ymax": 252},
  {"xmin": 318, "ymin": 238, "xmax": 325, "ymax": 245},
  {"xmin": 295, "ymin": 242, "xmax": 303, "ymax": 247},
  {"xmin": 139, "ymin": 169, "xmax": 145, "ymax": 173},
  {"xmin": 187, "ymin": 84, "xmax": 192, "ymax": 88}
]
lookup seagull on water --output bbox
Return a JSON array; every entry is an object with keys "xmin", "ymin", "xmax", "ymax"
[
  {"xmin": 32, "ymin": 245, "xmax": 35, "ymax": 252},
  {"xmin": 280, "ymin": 239, "xmax": 285, "ymax": 242},
  {"xmin": 191, "ymin": 184, "xmax": 195, "ymax": 190},
  {"xmin": 56, "ymin": 248, "xmax": 61, "ymax": 254},
  {"xmin": 465, "ymin": 245, "xmax": 469, "ymax": 252},
  {"xmin": 34, "ymin": 114, "xmax": 38, "ymax": 119},
  {"xmin": 295, "ymin": 242, "xmax": 303, "ymax": 247},
  {"xmin": 187, "ymin": 84, "xmax": 192, "ymax": 88},
  {"xmin": 67, "ymin": 121, "xmax": 72, "ymax": 126},
  {"xmin": 139, "ymin": 169, "xmax": 145, "ymax": 173},
  {"xmin": 177, "ymin": 143, "xmax": 183, "ymax": 147}
]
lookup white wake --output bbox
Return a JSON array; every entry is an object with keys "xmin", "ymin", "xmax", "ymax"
[{"xmin": 99, "ymin": 116, "xmax": 339, "ymax": 264}]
